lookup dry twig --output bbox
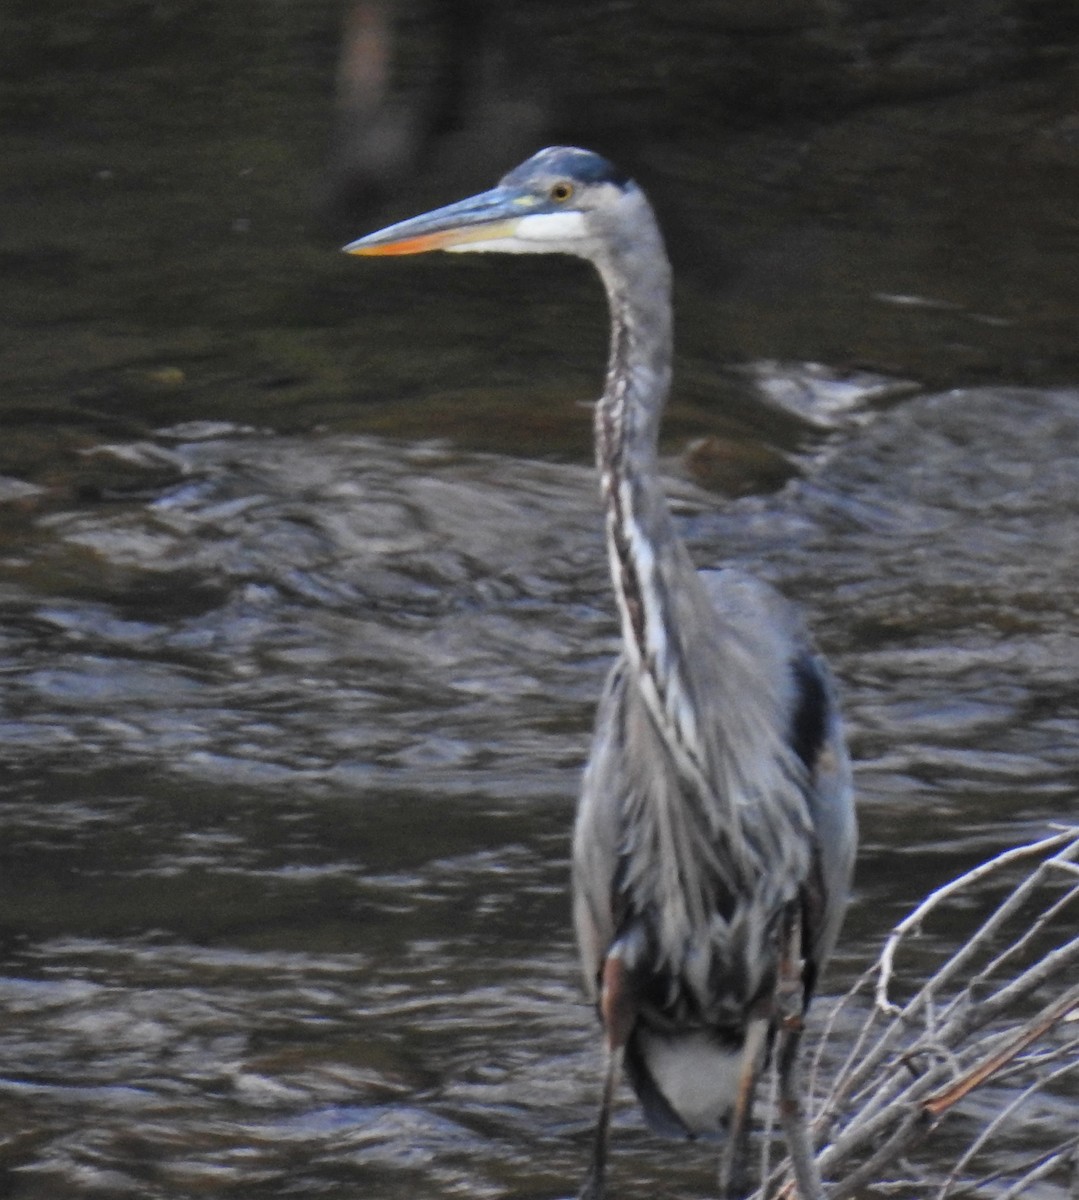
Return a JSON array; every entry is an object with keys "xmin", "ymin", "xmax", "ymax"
[{"xmin": 754, "ymin": 825, "xmax": 1079, "ymax": 1199}]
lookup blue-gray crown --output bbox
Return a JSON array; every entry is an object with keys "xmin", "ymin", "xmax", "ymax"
[{"xmin": 501, "ymin": 146, "xmax": 631, "ymax": 191}]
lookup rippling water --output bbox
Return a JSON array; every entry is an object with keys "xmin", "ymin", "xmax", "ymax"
[{"xmin": 1, "ymin": 381, "xmax": 1077, "ymax": 1196}]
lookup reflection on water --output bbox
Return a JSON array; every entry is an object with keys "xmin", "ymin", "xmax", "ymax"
[{"xmin": 1, "ymin": 383, "xmax": 1077, "ymax": 1196}]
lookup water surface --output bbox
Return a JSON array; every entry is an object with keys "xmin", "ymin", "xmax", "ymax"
[
  {"xmin": 2, "ymin": 381, "xmax": 1077, "ymax": 1196},
  {"xmin": 3, "ymin": 4, "xmax": 1079, "ymax": 1196}
]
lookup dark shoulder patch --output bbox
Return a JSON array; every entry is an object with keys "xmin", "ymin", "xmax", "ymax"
[{"xmin": 790, "ymin": 654, "xmax": 829, "ymax": 771}]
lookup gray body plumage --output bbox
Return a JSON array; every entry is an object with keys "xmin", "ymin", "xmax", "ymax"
[
  {"xmin": 344, "ymin": 145, "xmax": 857, "ymax": 1196},
  {"xmin": 575, "ymin": 568, "xmax": 854, "ymax": 1137},
  {"xmin": 569, "ymin": 154, "xmax": 856, "ymax": 1140}
]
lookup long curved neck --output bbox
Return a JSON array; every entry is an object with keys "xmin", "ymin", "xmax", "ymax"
[
  {"xmin": 593, "ymin": 238, "xmax": 707, "ymax": 766},
  {"xmin": 595, "ymin": 244, "xmax": 674, "ymax": 653},
  {"xmin": 595, "ymin": 248, "xmax": 672, "ymax": 508}
]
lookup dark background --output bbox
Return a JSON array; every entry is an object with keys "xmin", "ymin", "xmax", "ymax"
[{"xmin": 1, "ymin": 4, "xmax": 1077, "ymax": 1198}]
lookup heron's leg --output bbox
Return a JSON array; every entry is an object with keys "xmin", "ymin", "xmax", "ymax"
[
  {"xmin": 717, "ymin": 1017, "xmax": 768, "ymax": 1200},
  {"xmin": 578, "ymin": 1041, "xmax": 624, "ymax": 1200},
  {"xmin": 775, "ymin": 910, "xmax": 824, "ymax": 1200},
  {"xmin": 579, "ymin": 953, "xmax": 634, "ymax": 1200}
]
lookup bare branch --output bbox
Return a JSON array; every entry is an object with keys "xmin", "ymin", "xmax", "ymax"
[
  {"xmin": 761, "ymin": 825, "xmax": 1079, "ymax": 1199},
  {"xmin": 921, "ymin": 985, "xmax": 1079, "ymax": 1118},
  {"xmin": 935, "ymin": 1060, "xmax": 1079, "ymax": 1198},
  {"xmin": 874, "ymin": 829, "xmax": 1078, "ymax": 1015}
]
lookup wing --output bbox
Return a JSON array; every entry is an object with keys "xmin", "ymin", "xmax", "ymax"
[
  {"xmin": 704, "ymin": 570, "xmax": 856, "ymax": 970},
  {"xmin": 789, "ymin": 646, "xmax": 857, "ymax": 982},
  {"xmin": 573, "ymin": 568, "xmax": 855, "ymax": 1011}
]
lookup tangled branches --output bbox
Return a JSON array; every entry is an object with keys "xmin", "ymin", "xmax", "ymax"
[{"xmin": 766, "ymin": 826, "xmax": 1079, "ymax": 1199}]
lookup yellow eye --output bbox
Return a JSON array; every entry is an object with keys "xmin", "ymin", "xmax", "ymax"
[{"xmin": 549, "ymin": 180, "xmax": 574, "ymax": 203}]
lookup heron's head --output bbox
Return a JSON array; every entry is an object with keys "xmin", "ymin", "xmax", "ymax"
[{"xmin": 343, "ymin": 147, "xmax": 645, "ymax": 263}]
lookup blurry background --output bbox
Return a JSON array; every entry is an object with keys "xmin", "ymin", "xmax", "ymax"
[{"xmin": 1, "ymin": 3, "xmax": 1077, "ymax": 1197}]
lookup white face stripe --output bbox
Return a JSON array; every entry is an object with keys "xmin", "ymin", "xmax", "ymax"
[
  {"xmin": 445, "ymin": 209, "xmax": 588, "ymax": 254},
  {"xmin": 514, "ymin": 210, "xmax": 588, "ymax": 240},
  {"xmin": 446, "ymin": 237, "xmax": 518, "ymax": 254}
]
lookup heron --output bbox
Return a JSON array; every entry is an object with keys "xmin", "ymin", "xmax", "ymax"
[{"xmin": 344, "ymin": 146, "xmax": 857, "ymax": 1200}]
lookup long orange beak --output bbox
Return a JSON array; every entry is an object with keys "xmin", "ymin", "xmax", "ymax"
[{"xmin": 343, "ymin": 186, "xmax": 526, "ymax": 257}]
